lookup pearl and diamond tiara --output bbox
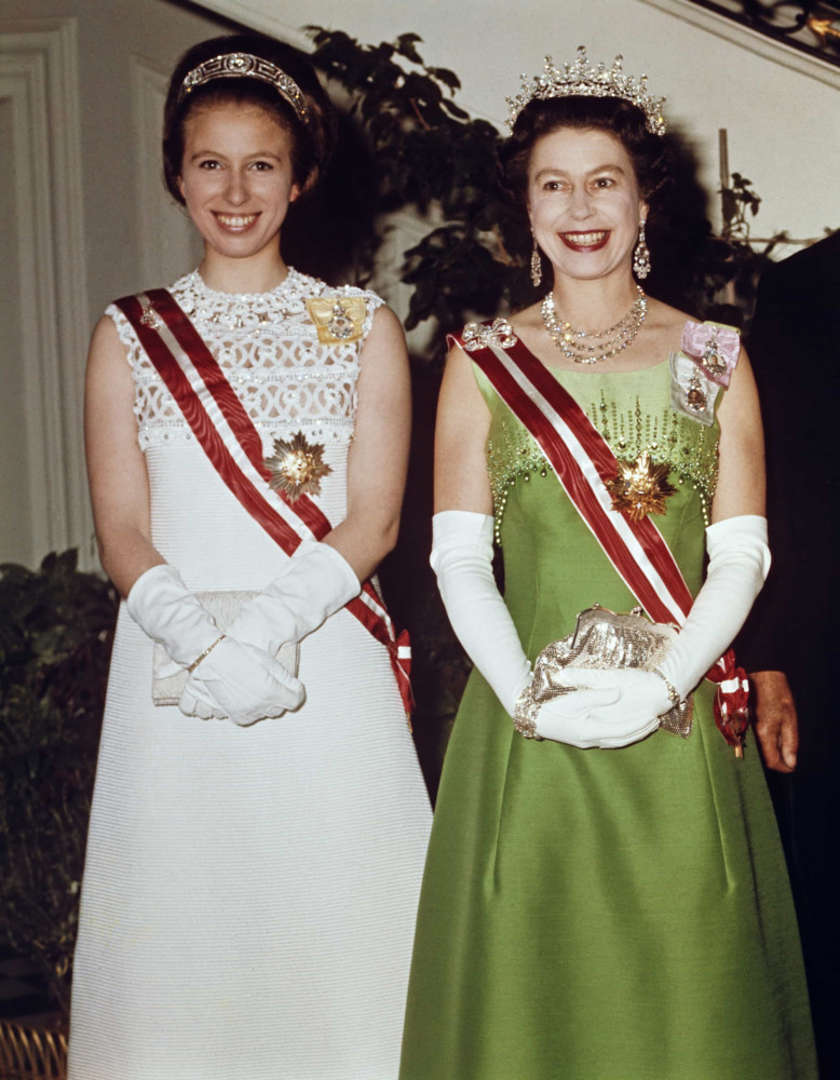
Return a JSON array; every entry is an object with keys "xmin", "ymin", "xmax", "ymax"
[
  {"xmin": 178, "ymin": 52, "xmax": 309, "ymax": 124},
  {"xmin": 506, "ymin": 46, "xmax": 666, "ymax": 136}
]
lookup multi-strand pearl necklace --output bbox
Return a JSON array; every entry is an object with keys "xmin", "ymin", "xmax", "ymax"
[{"xmin": 540, "ymin": 284, "xmax": 647, "ymax": 365}]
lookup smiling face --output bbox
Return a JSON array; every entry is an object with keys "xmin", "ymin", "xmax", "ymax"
[
  {"xmin": 178, "ymin": 101, "xmax": 300, "ymax": 264},
  {"xmin": 527, "ymin": 126, "xmax": 647, "ymax": 285}
]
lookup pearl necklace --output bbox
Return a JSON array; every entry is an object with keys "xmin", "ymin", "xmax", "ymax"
[{"xmin": 540, "ymin": 285, "xmax": 647, "ymax": 365}]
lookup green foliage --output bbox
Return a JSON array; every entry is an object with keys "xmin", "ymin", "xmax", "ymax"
[
  {"xmin": 0, "ymin": 550, "xmax": 117, "ymax": 1017},
  {"xmin": 699, "ymin": 172, "xmax": 789, "ymax": 325},
  {"xmin": 306, "ymin": 26, "xmax": 532, "ymax": 357}
]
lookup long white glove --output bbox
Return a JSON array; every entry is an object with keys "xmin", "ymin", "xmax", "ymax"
[
  {"xmin": 226, "ymin": 539, "xmax": 361, "ymax": 655},
  {"xmin": 432, "ymin": 511, "xmax": 646, "ymax": 748},
  {"xmin": 586, "ymin": 514, "xmax": 771, "ymax": 730},
  {"xmin": 127, "ymin": 563, "xmax": 304, "ymax": 725}
]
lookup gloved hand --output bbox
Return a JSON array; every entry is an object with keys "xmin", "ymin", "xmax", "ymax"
[
  {"xmin": 562, "ymin": 668, "xmax": 670, "ymax": 748},
  {"xmin": 564, "ymin": 515, "xmax": 771, "ymax": 741},
  {"xmin": 227, "ymin": 539, "xmax": 360, "ymax": 655},
  {"xmin": 432, "ymin": 512, "xmax": 660, "ymax": 749},
  {"xmin": 127, "ymin": 563, "xmax": 304, "ymax": 724},
  {"xmin": 179, "ymin": 636, "xmax": 304, "ymax": 726},
  {"xmin": 127, "ymin": 562, "xmax": 225, "ymax": 668}
]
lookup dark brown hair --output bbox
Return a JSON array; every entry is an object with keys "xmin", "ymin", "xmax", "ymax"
[
  {"xmin": 162, "ymin": 34, "xmax": 335, "ymax": 204},
  {"xmin": 500, "ymin": 96, "xmax": 671, "ymax": 208}
]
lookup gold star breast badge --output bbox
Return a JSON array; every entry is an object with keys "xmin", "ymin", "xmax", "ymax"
[
  {"xmin": 305, "ymin": 296, "xmax": 366, "ymax": 344},
  {"xmin": 264, "ymin": 431, "xmax": 332, "ymax": 500},
  {"xmin": 605, "ymin": 451, "xmax": 676, "ymax": 521}
]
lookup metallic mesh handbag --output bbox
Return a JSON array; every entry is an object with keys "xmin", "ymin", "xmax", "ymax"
[{"xmin": 520, "ymin": 604, "xmax": 692, "ymax": 739}]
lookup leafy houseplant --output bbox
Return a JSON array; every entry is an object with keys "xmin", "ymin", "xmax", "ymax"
[{"xmin": 0, "ymin": 550, "xmax": 117, "ymax": 1018}]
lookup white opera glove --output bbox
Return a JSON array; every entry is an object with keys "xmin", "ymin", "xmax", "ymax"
[
  {"xmin": 431, "ymin": 510, "xmax": 531, "ymax": 716},
  {"xmin": 657, "ymin": 514, "xmax": 770, "ymax": 700},
  {"xmin": 126, "ymin": 563, "xmax": 303, "ymax": 725},
  {"xmin": 226, "ymin": 539, "xmax": 361, "ymax": 655},
  {"xmin": 584, "ymin": 515, "xmax": 770, "ymax": 735},
  {"xmin": 179, "ymin": 636, "xmax": 305, "ymax": 726},
  {"xmin": 432, "ymin": 512, "xmax": 641, "ymax": 747}
]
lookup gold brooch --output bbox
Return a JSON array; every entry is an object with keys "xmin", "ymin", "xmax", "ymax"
[
  {"xmin": 264, "ymin": 431, "xmax": 332, "ymax": 500},
  {"xmin": 305, "ymin": 297, "xmax": 366, "ymax": 344},
  {"xmin": 605, "ymin": 451, "xmax": 676, "ymax": 521}
]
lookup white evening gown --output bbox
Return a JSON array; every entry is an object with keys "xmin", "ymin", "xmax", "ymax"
[{"xmin": 68, "ymin": 270, "xmax": 432, "ymax": 1080}]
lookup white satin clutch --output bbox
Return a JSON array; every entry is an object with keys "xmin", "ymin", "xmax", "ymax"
[{"xmin": 152, "ymin": 590, "xmax": 300, "ymax": 706}]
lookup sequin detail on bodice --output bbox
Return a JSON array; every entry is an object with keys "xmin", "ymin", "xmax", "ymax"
[
  {"xmin": 485, "ymin": 365, "xmax": 721, "ymax": 539},
  {"xmin": 106, "ymin": 269, "xmax": 383, "ymax": 452}
]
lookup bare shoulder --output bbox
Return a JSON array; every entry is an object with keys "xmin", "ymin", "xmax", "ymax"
[
  {"xmin": 90, "ymin": 311, "xmax": 122, "ymax": 349},
  {"xmin": 87, "ymin": 313, "xmax": 131, "ymax": 381},
  {"xmin": 369, "ymin": 303, "xmax": 404, "ymax": 337},
  {"xmin": 358, "ymin": 304, "xmax": 408, "ymax": 374},
  {"xmin": 643, "ymin": 296, "xmax": 694, "ymax": 335},
  {"xmin": 508, "ymin": 300, "xmax": 543, "ymax": 337}
]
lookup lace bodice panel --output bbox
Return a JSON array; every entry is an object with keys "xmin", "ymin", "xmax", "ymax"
[{"xmin": 106, "ymin": 269, "xmax": 384, "ymax": 452}]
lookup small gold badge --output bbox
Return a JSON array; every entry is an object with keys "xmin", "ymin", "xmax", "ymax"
[
  {"xmin": 605, "ymin": 451, "xmax": 676, "ymax": 521},
  {"xmin": 264, "ymin": 431, "xmax": 332, "ymax": 500},
  {"xmin": 305, "ymin": 297, "xmax": 366, "ymax": 344}
]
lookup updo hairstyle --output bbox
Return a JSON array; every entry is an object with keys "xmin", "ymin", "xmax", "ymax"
[
  {"xmin": 500, "ymin": 95, "xmax": 671, "ymax": 210},
  {"xmin": 163, "ymin": 33, "xmax": 336, "ymax": 205}
]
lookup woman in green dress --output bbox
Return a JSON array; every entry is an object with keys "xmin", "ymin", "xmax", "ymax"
[{"xmin": 399, "ymin": 50, "xmax": 815, "ymax": 1079}]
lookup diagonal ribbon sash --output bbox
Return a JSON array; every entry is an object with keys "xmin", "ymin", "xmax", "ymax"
[
  {"xmin": 117, "ymin": 289, "xmax": 413, "ymax": 718},
  {"xmin": 457, "ymin": 329, "xmax": 749, "ymax": 751}
]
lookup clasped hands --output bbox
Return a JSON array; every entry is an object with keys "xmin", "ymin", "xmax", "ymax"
[
  {"xmin": 520, "ymin": 666, "xmax": 674, "ymax": 749},
  {"xmin": 180, "ymin": 633, "xmax": 303, "ymax": 727},
  {"xmin": 127, "ymin": 541, "xmax": 360, "ymax": 728}
]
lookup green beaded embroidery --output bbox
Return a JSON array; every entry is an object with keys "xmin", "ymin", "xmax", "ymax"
[{"xmin": 486, "ymin": 387, "xmax": 720, "ymax": 543}]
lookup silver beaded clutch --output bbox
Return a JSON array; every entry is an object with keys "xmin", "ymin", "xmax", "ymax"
[
  {"xmin": 152, "ymin": 590, "xmax": 300, "ymax": 706},
  {"xmin": 518, "ymin": 604, "xmax": 692, "ymax": 739}
]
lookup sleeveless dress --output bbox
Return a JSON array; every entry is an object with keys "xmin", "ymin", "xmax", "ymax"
[
  {"xmin": 68, "ymin": 269, "xmax": 432, "ymax": 1080},
  {"xmin": 399, "ymin": 335, "xmax": 816, "ymax": 1079}
]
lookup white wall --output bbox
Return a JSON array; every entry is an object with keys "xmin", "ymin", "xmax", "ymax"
[
  {"xmin": 201, "ymin": 0, "xmax": 840, "ymax": 250},
  {"xmin": 0, "ymin": 0, "xmax": 231, "ymax": 569}
]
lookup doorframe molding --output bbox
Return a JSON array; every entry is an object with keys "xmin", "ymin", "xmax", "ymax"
[{"xmin": 0, "ymin": 17, "xmax": 92, "ymax": 565}]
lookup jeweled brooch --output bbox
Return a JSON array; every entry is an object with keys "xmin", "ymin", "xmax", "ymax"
[
  {"xmin": 139, "ymin": 301, "xmax": 165, "ymax": 332},
  {"xmin": 264, "ymin": 431, "xmax": 332, "ymax": 500},
  {"xmin": 680, "ymin": 320, "xmax": 739, "ymax": 386},
  {"xmin": 461, "ymin": 318, "xmax": 518, "ymax": 352},
  {"xmin": 306, "ymin": 296, "xmax": 366, "ymax": 344},
  {"xmin": 605, "ymin": 451, "xmax": 676, "ymax": 521}
]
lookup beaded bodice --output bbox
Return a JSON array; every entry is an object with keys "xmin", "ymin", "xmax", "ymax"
[
  {"xmin": 479, "ymin": 356, "xmax": 722, "ymax": 539},
  {"xmin": 107, "ymin": 269, "xmax": 383, "ymax": 452}
]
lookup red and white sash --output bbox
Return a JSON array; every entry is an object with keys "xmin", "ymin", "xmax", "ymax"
[
  {"xmin": 457, "ymin": 327, "xmax": 749, "ymax": 751},
  {"xmin": 117, "ymin": 288, "xmax": 413, "ymax": 718}
]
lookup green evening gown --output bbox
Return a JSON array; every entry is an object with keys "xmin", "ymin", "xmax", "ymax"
[{"xmin": 399, "ymin": 348, "xmax": 816, "ymax": 1080}]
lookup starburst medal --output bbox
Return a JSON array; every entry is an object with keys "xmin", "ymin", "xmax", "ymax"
[
  {"xmin": 605, "ymin": 451, "xmax": 676, "ymax": 521},
  {"xmin": 264, "ymin": 431, "xmax": 332, "ymax": 500}
]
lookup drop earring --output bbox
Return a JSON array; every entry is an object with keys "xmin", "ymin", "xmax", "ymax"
[
  {"xmin": 530, "ymin": 231, "xmax": 542, "ymax": 287},
  {"xmin": 633, "ymin": 219, "xmax": 651, "ymax": 280}
]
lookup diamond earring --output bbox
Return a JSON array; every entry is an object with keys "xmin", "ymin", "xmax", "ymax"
[
  {"xmin": 530, "ymin": 232, "xmax": 542, "ymax": 287},
  {"xmin": 633, "ymin": 219, "xmax": 651, "ymax": 280}
]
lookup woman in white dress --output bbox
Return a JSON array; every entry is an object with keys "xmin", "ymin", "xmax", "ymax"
[{"xmin": 68, "ymin": 33, "xmax": 432, "ymax": 1080}]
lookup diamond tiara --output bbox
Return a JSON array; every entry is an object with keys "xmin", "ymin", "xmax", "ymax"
[
  {"xmin": 506, "ymin": 46, "xmax": 666, "ymax": 135},
  {"xmin": 178, "ymin": 52, "xmax": 309, "ymax": 124}
]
